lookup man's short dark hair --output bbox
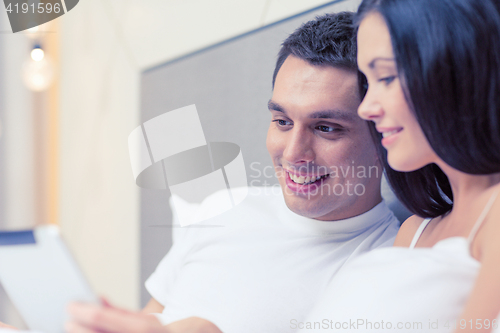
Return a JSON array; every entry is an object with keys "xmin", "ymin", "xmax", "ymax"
[{"xmin": 272, "ymin": 11, "xmax": 357, "ymax": 88}]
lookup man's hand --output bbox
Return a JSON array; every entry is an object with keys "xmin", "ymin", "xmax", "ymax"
[
  {"xmin": 165, "ymin": 317, "xmax": 223, "ymax": 333},
  {"xmin": 66, "ymin": 301, "xmax": 165, "ymax": 333},
  {"xmin": 0, "ymin": 321, "xmax": 18, "ymax": 330},
  {"xmin": 67, "ymin": 300, "xmax": 223, "ymax": 333}
]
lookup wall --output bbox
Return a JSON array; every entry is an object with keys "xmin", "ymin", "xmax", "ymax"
[
  {"xmin": 0, "ymin": 4, "xmax": 37, "ymax": 327},
  {"xmin": 58, "ymin": 0, "xmax": 141, "ymax": 309}
]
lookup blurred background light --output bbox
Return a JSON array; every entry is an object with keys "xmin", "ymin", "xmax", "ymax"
[
  {"xmin": 22, "ymin": 45, "xmax": 55, "ymax": 92},
  {"xmin": 31, "ymin": 47, "xmax": 44, "ymax": 62}
]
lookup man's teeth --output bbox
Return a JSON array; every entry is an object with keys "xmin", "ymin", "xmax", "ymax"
[
  {"xmin": 288, "ymin": 172, "xmax": 328, "ymax": 185},
  {"xmin": 382, "ymin": 129, "xmax": 401, "ymax": 138}
]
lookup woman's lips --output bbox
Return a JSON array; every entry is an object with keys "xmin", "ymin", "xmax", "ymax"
[{"xmin": 378, "ymin": 127, "xmax": 403, "ymax": 147}]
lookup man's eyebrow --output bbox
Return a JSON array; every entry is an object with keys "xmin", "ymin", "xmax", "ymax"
[
  {"xmin": 269, "ymin": 100, "xmax": 355, "ymax": 122},
  {"xmin": 268, "ymin": 100, "xmax": 285, "ymax": 114},
  {"xmin": 368, "ymin": 57, "xmax": 396, "ymax": 69},
  {"xmin": 309, "ymin": 110, "xmax": 356, "ymax": 122}
]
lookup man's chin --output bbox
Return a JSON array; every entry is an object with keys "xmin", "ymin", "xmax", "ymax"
[{"xmin": 281, "ymin": 191, "xmax": 323, "ymax": 219}]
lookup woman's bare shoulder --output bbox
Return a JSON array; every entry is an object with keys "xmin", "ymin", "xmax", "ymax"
[
  {"xmin": 393, "ymin": 214, "xmax": 427, "ymax": 247},
  {"xmin": 477, "ymin": 183, "xmax": 500, "ymax": 255}
]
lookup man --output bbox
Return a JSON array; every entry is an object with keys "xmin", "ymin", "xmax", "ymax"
[{"xmin": 66, "ymin": 11, "xmax": 400, "ymax": 333}]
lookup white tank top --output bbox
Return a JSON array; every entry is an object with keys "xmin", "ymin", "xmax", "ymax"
[{"xmin": 301, "ymin": 190, "xmax": 500, "ymax": 333}]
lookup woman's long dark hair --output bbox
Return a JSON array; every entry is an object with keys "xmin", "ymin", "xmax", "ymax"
[{"xmin": 356, "ymin": 0, "xmax": 500, "ymax": 218}]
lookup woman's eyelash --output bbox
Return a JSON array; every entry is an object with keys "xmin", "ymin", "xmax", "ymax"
[{"xmin": 379, "ymin": 76, "xmax": 396, "ymax": 84}]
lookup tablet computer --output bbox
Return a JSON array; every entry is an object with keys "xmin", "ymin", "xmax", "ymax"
[{"xmin": 0, "ymin": 225, "xmax": 98, "ymax": 333}]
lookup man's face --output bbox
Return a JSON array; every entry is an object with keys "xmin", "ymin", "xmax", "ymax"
[{"xmin": 266, "ymin": 55, "xmax": 382, "ymax": 221}]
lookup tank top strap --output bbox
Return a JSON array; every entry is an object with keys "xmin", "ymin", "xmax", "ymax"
[
  {"xmin": 409, "ymin": 218, "xmax": 432, "ymax": 249},
  {"xmin": 467, "ymin": 188, "xmax": 500, "ymax": 245}
]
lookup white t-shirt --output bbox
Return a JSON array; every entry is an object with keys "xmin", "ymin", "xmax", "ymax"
[
  {"xmin": 299, "ymin": 240, "xmax": 482, "ymax": 333},
  {"xmin": 146, "ymin": 186, "xmax": 400, "ymax": 333}
]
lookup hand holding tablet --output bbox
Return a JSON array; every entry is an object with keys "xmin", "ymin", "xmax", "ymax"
[{"xmin": 0, "ymin": 226, "xmax": 98, "ymax": 333}]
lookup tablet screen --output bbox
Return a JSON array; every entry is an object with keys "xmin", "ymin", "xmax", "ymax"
[{"xmin": 0, "ymin": 226, "xmax": 97, "ymax": 333}]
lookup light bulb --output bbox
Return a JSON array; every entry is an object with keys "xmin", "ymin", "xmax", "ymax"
[
  {"xmin": 31, "ymin": 48, "xmax": 45, "ymax": 62},
  {"xmin": 22, "ymin": 48, "xmax": 55, "ymax": 92}
]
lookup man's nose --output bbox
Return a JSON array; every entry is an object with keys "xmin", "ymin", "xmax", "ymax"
[{"xmin": 282, "ymin": 126, "xmax": 315, "ymax": 164}]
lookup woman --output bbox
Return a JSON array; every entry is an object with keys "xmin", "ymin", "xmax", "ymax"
[{"xmin": 301, "ymin": 0, "xmax": 500, "ymax": 331}]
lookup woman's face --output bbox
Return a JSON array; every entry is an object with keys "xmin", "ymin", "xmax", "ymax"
[{"xmin": 357, "ymin": 12, "xmax": 438, "ymax": 172}]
